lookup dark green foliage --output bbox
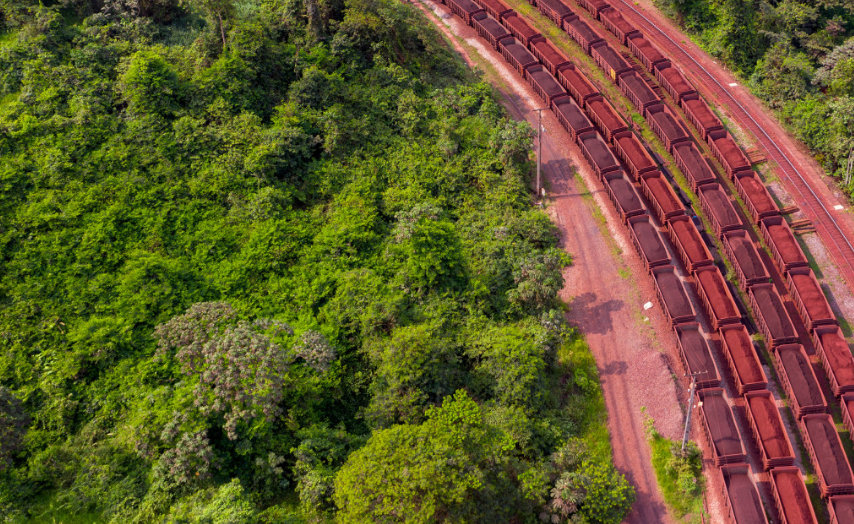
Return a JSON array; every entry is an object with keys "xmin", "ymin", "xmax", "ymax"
[{"xmin": 0, "ymin": 0, "xmax": 630, "ymax": 521}]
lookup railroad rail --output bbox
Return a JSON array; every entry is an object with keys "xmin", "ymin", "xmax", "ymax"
[{"xmin": 613, "ymin": 0, "xmax": 854, "ymax": 292}]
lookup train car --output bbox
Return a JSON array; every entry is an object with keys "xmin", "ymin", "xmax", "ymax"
[
  {"xmin": 562, "ymin": 15, "xmax": 605, "ymax": 53},
  {"xmin": 720, "ymin": 324, "xmax": 768, "ymax": 395},
  {"xmin": 697, "ymin": 388, "xmax": 747, "ymax": 466},
  {"xmin": 721, "ymin": 230, "xmax": 770, "ymax": 289},
  {"xmin": 720, "ymin": 464, "xmax": 769, "ymax": 524},
  {"xmin": 645, "ymin": 103, "xmax": 692, "ymax": 153},
  {"xmin": 786, "ymin": 267, "xmax": 837, "ymax": 331},
  {"xmin": 828, "ymin": 495, "xmax": 854, "ymax": 524},
  {"xmin": 651, "ymin": 265, "xmax": 697, "ymax": 326},
  {"xmin": 775, "ymin": 344, "xmax": 827, "ymax": 419},
  {"xmin": 502, "ymin": 12, "xmax": 542, "ymax": 47},
  {"xmin": 537, "ymin": 0, "xmax": 575, "ymax": 25},
  {"xmin": 585, "ymin": 95, "xmax": 628, "ymax": 142},
  {"xmin": 675, "ymin": 323, "xmax": 720, "ymax": 389},
  {"xmin": 472, "ymin": 13, "xmax": 513, "ymax": 50},
  {"xmin": 472, "ymin": 0, "xmax": 512, "ymax": 20},
  {"xmin": 557, "ymin": 64, "xmax": 599, "ymax": 104},
  {"xmin": 627, "ymin": 33, "xmax": 669, "ymax": 72},
  {"xmin": 760, "ymin": 216, "xmax": 809, "ymax": 273},
  {"xmin": 769, "ymin": 467, "xmax": 820, "ymax": 524},
  {"xmin": 577, "ymin": 131, "xmax": 621, "ymax": 178},
  {"xmin": 525, "ymin": 65, "xmax": 568, "ymax": 105},
  {"xmin": 743, "ymin": 390, "xmax": 794, "ymax": 470},
  {"xmin": 680, "ymin": 92, "xmax": 723, "ymax": 140},
  {"xmin": 813, "ymin": 325, "xmax": 854, "ymax": 397},
  {"xmin": 448, "ymin": 0, "xmax": 485, "ymax": 25},
  {"xmin": 639, "ymin": 170, "xmax": 685, "ymax": 224},
  {"xmin": 499, "ymin": 38, "xmax": 540, "ymax": 75},
  {"xmin": 672, "ymin": 142, "xmax": 718, "ymax": 190},
  {"xmin": 589, "ymin": 41, "xmax": 632, "ymax": 82},
  {"xmin": 694, "ymin": 265, "xmax": 741, "ymax": 330},
  {"xmin": 749, "ymin": 283, "xmax": 798, "ymax": 348},
  {"xmin": 707, "ymin": 129, "xmax": 751, "ymax": 179},
  {"xmin": 619, "ymin": 71, "xmax": 661, "ymax": 114},
  {"xmin": 612, "ymin": 131, "xmax": 656, "ymax": 179},
  {"xmin": 602, "ymin": 170, "xmax": 646, "ymax": 223},
  {"xmin": 551, "ymin": 96, "xmax": 595, "ymax": 141},
  {"xmin": 697, "ymin": 183, "xmax": 745, "ymax": 238},
  {"xmin": 653, "ymin": 62, "xmax": 697, "ymax": 103},
  {"xmin": 734, "ymin": 171, "xmax": 779, "ymax": 224},
  {"xmin": 598, "ymin": 7, "xmax": 640, "ymax": 44},
  {"xmin": 667, "ymin": 215, "xmax": 713, "ymax": 273},
  {"xmin": 799, "ymin": 413, "xmax": 854, "ymax": 497},
  {"xmin": 530, "ymin": 37, "xmax": 571, "ymax": 75},
  {"xmin": 628, "ymin": 215, "xmax": 671, "ymax": 273}
]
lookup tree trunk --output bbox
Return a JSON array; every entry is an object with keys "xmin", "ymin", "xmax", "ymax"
[
  {"xmin": 217, "ymin": 11, "xmax": 226, "ymax": 50},
  {"xmin": 304, "ymin": 0, "xmax": 325, "ymax": 42}
]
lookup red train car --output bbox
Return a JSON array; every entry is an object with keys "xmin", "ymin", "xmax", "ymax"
[
  {"xmin": 696, "ymin": 388, "xmax": 747, "ymax": 466},
  {"xmin": 619, "ymin": 71, "xmax": 661, "ymax": 113},
  {"xmin": 628, "ymin": 215, "xmax": 671, "ymax": 273},
  {"xmin": 473, "ymin": 0, "xmax": 512, "ymax": 20},
  {"xmin": 590, "ymin": 41, "xmax": 632, "ymax": 82},
  {"xmin": 680, "ymin": 92, "xmax": 723, "ymax": 140},
  {"xmin": 697, "ymin": 183, "xmax": 745, "ymax": 237},
  {"xmin": 654, "ymin": 62, "xmax": 697, "ymax": 103},
  {"xmin": 760, "ymin": 216, "xmax": 809, "ymax": 273},
  {"xmin": 645, "ymin": 104, "xmax": 691, "ymax": 153},
  {"xmin": 525, "ymin": 65, "xmax": 568, "ymax": 105},
  {"xmin": 603, "ymin": 170, "xmax": 645, "ymax": 223},
  {"xmin": 530, "ymin": 37, "xmax": 571, "ymax": 75},
  {"xmin": 447, "ymin": 0, "xmax": 485, "ymax": 25},
  {"xmin": 769, "ymin": 467, "xmax": 820, "ymax": 524},
  {"xmin": 813, "ymin": 325, "xmax": 854, "ymax": 397},
  {"xmin": 720, "ymin": 464, "xmax": 769, "ymax": 524},
  {"xmin": 749, "ymin": 283, "xmax": 798, "ymax": 348},
  {"xmin": 786, "ymin": 267, "xmax": 836, "ymax": 331},
  {"xmin": 499, "ymin": 38, "xmax": 539, "ymax": 75},
  {"xmin": 667, "ymin": 215, "xmax": 713, "ymax": 273},
  {"xmin": 639, "ymin": 170, "xmax": 685, "ymax": 225},
  {"xmin": 799, "ymin": 413, "xmax": 854, "ymax": 497},
  {"xmin": 743, "ymin": 390, "xmax": 793, "ymax": 470},
  {"xmin": 612, "ymin": 131, "xmax": 656, "ymax": 179},
  {"xmin": 502, "ymin": 12, "xmax": 542, "ymax": 47},
  {"xmin": 585, "ymin": 95, "xmax": 628, "ymax": 142},
  {"xmin": 577, "ymin": 131, "xmax": 621, "ymax": 179},
  {"xmin": 828, "ymin": 495, "xmax": 854, "ymax": 524},
  {"xmin": 586, "ymin": 0, "xmax": 611, "ymax": 18},
  {"xmin": 672, "ymin": 142, "xmax": 718, "ymax": 190},
  {"xmin": 472, "ymin": 13, "xmax": 513, "ymax": 50},
  {"xmin": 551, "ymin": 97, "xmax": 595, "ymax": 140},
  {"xmin": 537, "ymin": 0, "xmax": 575, "ymax": 25},
  {"xmin": 720, "ymin": 325, "xmax": 768, "ymax": 395},
  {"xmin": 598, "ymin": 7, "xmax": 640, "ymax": 44},
  {"xmin": 675, "ymin": 323, "xmax": 720, "ymax": 389},
  {"xmin": 627, "ymin": 33, "xmax": 669, "ymax": 72},
  {"xmin": 775, "ymin": 344, "xmax": 827, "ymax": 419},
  {"xmin": 694, "ymin": 265, "xmax": 741, "ymax": 330},
  {"xmin": 721, "ymin": 230, "xmax": 770, "ymax": 289},
  {"xmin": 562, "ymin": 15, "xmax": 604, "ymax": 53},
  {"xmin": 707, "ymin": 129, "xmax": 751, "ymax": 179},
  {"xmin": 652, "ymin": 265, "xmax": 696, "ymax": 326},
  {"xmin": 734, "ymin": 171, "xmax": 779, "ymax": 224},
  {"xmin": 557, "ymin": 64, "xmax": 599, "ymax": 104}
]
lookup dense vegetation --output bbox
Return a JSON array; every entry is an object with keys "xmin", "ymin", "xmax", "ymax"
[
  {"xmin": 0, "ymin": 0, "xmax": 633, "ymax": 522},
  {"xmin": 658, "ymin": 0, "xmax": 854, "ymax": 194}
]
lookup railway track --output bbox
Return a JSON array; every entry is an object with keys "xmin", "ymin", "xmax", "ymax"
[{"xmin": 613, "ymin": 0, "xmax": 854, "ymax": 293}]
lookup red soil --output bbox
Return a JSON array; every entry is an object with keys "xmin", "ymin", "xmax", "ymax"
[
  {"xmin": 720, "ymin": 325, "xmax": 766, "ymax": 387},
  {"xmin": 680, "ymin": 94, "xmax": 722, "ymax": 136},
  {"xmin": 530, "ymin": 39, "xmax": 570, "ymax": 71},
  {"xmin": 641, "ymin": 172, "xmax": 683, "ymax": 218},
  {"xmin": 816, "ymin": 327, "xmax": 854, "ymax": 390},
  {"xmin": 762, "ymin": 217, "xmax": 808, "ymax": 269},
  {"xmin": 708, "ymin": 131, "xmax": 750, "ymax": 174},
  {"xmin": 586, "ymin": 96, "xmax": 628, "ymax": 139},
  {"xmin": 771, "ymin": 468, "xmax": 816, "ymax": 524},
  {"xmin": 667, "ymin": 216, "xmax": 712, "ymax": 269},
  {"xmin": 777, "ymin": 344, "xmax": 825, "ymax": 409},
  {"xmin": 734, "ymin": 172, "xmax": 777, "ymax": 218},
  {"xmin": 614, "ymin": 132, "xmax": 655, "ymax": 174},
  {"xmin": 557, "ymin": 64, "xmax": 599, "ymax": 102},
  {"xmin": 695, "ymin": 266, "xmax": 739, "ymax": 321},
  {"xmin": 745, "ymin": 392, "xmax": 790, "ymax": 459},
  {"xmin": 789, "ymin": 270, "xmax": 834, "ymax": 323}
]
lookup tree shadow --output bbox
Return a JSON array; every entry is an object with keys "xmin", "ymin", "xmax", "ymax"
[{"xmin": 566, "ymin": 291, "xmax": 625, "ymax": 335}]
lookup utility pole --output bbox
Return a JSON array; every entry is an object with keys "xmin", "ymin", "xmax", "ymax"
[
  {"xmin": 534, "ymin": 108, "xmax": 547, "ymax": 200},
  {"xmin": 845, "ymin": 146, "xmax": 854, "ymax": 187},
  {"xmin": 681, "ymin": 372, "xmax": 704, "ymax": 453}
]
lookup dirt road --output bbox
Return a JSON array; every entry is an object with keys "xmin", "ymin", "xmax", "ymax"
[{"xmin": 411, "ymin": 3, "xmax": 683, "ymax": 522}]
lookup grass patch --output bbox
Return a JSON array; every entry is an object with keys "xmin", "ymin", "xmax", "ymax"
[
  {"xmin": 23, "ymin": 494, "xmax": 103, "ymax": 524},
  {"xmin": 644, "ymin": 411, "xmax": 706, "ymax": 522}
]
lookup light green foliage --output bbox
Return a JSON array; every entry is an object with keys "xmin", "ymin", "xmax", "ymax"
[{"xmin": 646, "ymin": 420, "xmax": 705, "ymax": 520}]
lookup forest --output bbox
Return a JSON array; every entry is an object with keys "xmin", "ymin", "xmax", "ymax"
[
  {"xmin": 658, "ymin": 0, "xmax": 854, "ymax": 194},
  {"xmin": 0, "ymin": 0, "xmax": 634, "ymax": 522}
]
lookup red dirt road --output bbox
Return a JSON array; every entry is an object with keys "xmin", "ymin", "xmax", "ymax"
[
  {"xmin": 411, "ymin": 3, "xmax": 682, "ymax": 522},
  {"xmin": 613, "ymin": 0, "xmax": 854, "ymax": 294}
]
